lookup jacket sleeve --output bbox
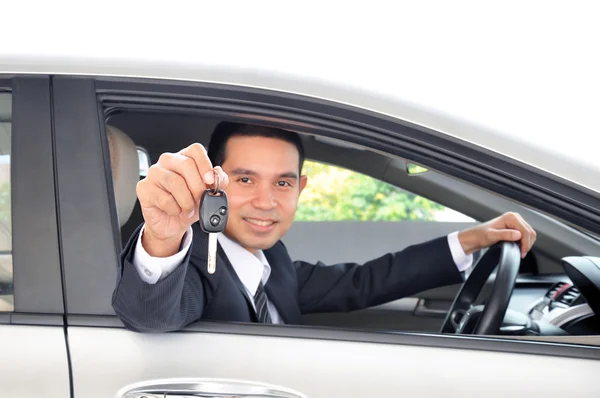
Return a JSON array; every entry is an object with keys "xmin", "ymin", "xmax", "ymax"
[
  {"xmin": 111, "ymin": 224, "xmax": 212, "ymax": 332},
  {"xmin": 293, "ymin": 236, "xmax": 463, "ymax": 314}
]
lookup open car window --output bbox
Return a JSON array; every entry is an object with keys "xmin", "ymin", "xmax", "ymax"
[{"xmin": 101, "ymin": 106, "xmax": 599, "ymax": 345}]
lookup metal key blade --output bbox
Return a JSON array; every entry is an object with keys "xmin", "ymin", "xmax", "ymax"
[
  {"xmin": 207, "ymin": 232, "xmax": 218, "ymax": 274},
  {"xmin": 208, "ymin": 233, "xmax": 217, "ymax": 274}
]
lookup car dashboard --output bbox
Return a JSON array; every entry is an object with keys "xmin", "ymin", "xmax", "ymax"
[{"xmin": 506, "ymin": 256, "xmax": 600, "ymax": 337}]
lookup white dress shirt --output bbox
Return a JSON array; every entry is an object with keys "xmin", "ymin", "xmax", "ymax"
[{"xmin": 132, "ymin": 226, "xmax": 473, "ymax": 324}]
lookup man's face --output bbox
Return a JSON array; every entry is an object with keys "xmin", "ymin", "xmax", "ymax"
[{"xmin": 221, "ymin": 135, "xmax": 307, "ymax": 253}]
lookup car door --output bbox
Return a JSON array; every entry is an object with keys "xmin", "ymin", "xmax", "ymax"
[
  {"xmin": 54, "ymin": 76, "xmax": 600, "ymax": 398},
  {"xmin": 0, "ymin": 77, "xmax": 70, "ymax": 397}
]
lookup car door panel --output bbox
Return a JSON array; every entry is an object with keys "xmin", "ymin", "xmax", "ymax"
[
  {"xmin": 0, "ymin": 326, "xmax": 71, "ymax": 398},
  {"xmin": 52, "ymin": 77, "xmax": 600, "ymax": 398},
  {"xmin": 68, "ymin": 325, "xmax": 600, "ymax": 398}
]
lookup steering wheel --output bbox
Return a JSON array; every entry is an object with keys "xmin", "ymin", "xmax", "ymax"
[{"xmin": 440, "ymin": 241, "xmax": 521, "ymax": 335}]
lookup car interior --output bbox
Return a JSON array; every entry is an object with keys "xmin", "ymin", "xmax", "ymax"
[{"xmin": 105, "ymin": 109, "xmax": 600, "ymax": 345}]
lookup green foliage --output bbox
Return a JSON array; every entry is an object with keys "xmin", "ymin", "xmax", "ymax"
[{"xmin": 295, "ymin": 161, "xmax": 445, "ymax": 221}]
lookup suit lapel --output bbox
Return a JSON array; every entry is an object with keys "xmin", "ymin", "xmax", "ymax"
[
  {"xmin": 263, "ymin": 242, "xmax": 300, "ymax": 324},
  {"xmin": 217, "ymin": 242, "xmax": 258, "ymax": 322}
]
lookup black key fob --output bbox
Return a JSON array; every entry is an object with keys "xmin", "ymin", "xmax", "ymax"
[{"xmin": 199, "ymin": 189, "xmax": 228, "ymax": 233}]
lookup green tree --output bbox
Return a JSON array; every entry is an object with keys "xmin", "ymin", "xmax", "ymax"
[{"xmin": 295, "ymin": 161, "xmax": 444, "ymax": 221}]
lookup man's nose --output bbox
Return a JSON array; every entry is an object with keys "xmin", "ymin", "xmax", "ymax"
[{"xmin": 251, "ymin": 184, "xmax": 277, "ymax": 210}]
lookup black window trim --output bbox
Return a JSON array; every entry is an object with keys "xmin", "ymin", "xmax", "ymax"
[
  {"xmin": 52, "ymin": 77, "xmax": 122, "ymax": 318},
  {"xmin": 0, "ymin": 76, "xmax": 64, "ymax": 325},
  {"xmin": 0, "ymin": 77, "xmax": 12, "ymax": 90},
  {"xmin": 50, "ymin": 75, "xmax": 600, "ymax": 361}
]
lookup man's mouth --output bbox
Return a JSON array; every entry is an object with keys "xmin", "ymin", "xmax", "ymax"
[{"xmin": 244, "ymin": 218, "xmax": 276, "ymax": 227}]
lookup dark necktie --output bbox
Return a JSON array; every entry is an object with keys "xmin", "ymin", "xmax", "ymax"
[{"xmin": 254, "ymin": 281, "xmax": 272, "ymax": 323}]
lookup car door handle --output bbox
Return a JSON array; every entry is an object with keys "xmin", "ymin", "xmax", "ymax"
[{"xmin": 120, "ymin": 379, "xmax": 306, "ymax": 398}]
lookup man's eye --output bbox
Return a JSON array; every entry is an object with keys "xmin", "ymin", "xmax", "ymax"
[
  {"xmin": 239, "ymin": 177, "xmax": 251, "ymax": 184},
  {"xmin": 277, "ymin": 181, "xmax": 292, "ymax": 187}
]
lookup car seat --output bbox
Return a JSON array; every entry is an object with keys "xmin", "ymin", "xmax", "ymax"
[{"xmin": 106, "ymin": 125, "xmax": 140, "ymax": 247}]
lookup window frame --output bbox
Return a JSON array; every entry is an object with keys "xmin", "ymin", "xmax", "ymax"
[
  {"xmin": 52, "ymin": 76, "xmax": 600, "ymax": 360},
  {"xmin": 0, "ymin": 76, "xmax": 64, "ymax": 325}
]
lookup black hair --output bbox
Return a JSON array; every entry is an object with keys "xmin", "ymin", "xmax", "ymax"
[{"xmin": 207, "ymin": 121, "xmax": 305, "ymax": 173}]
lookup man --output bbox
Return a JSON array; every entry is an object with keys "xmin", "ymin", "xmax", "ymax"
[{"xmin": 112, "ymin": 122, "xmax": 536, "ymax": 332}]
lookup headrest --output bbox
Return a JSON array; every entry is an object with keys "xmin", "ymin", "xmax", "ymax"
[{"xmin": 106, "ymin": 125, "xmax": 139, "ymax": 227}]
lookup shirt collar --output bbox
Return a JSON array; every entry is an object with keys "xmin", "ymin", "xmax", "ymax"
[{"xmin": 217, "ymin": 232, "xmax": 271, "ymax": 296}]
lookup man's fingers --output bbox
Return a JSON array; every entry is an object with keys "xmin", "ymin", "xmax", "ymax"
[
  {"xmin": 179, "ymin": 143, "xmax": 215, "ymax": 186},
  {"xmin": 147, "ymin": 166, "xmax": 196, "ymax": 215},
  {"xmin": 155, "ymin": 190, "xmax": 183, "ymax": 217},
  {"xmin": 137, "ymin": 145, "xmax": 230, "ymax": 225},
  {"xmin": 489, "ymin": 228, "xmax": 522, "ymax": 244},
  {"xmin": 157, "ymin": 152, "xmax": 205, "ymax": 202},
  {"xmin": 137, "ymin": 180, "xmax": 182, "ymax": 217},
  {"xmin": 213, "ymin": 166, "xmax": 229, "ymax": 190},
  {"xmin": 516, "ymin": 212, "xmax": 537, "ymax": 247},
  {"xmin": 511, "ymin": 213, "xmax": 536, "ymax": 257},
  {"xmin": 465, "ymin": 212, "xmax": 537, "ymax": 256},
  {"xmin": 502, "ymin": 212, "xmax": 536, "ymax": 258}
]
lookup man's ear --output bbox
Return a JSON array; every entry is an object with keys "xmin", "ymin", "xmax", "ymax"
[{"xmin": 299, "ymin": 175, "xmax": 308, "ymax": 195}]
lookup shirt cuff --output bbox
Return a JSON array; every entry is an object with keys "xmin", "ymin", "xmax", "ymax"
[
  {"xmin": 132, "ymin": 224, "xmax": 194, "ymax": 284},
  {"xmin": 447, "ymin": 231, "xmax": 473, "ymax": 272}
]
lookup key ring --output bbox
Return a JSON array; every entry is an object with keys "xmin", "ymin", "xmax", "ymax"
[{"xmin": 212, "ymin": 170, "xmax": 220, "ymax": 194}]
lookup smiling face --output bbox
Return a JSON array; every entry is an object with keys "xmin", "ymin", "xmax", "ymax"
[{"xmin": 220, "ymin": 135, "xmax": 307, "ymax": 253}]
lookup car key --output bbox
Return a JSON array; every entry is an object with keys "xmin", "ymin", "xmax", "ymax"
[{"xmin": 199, "ymin": 172, "xmax": 228, "ymax": 274}]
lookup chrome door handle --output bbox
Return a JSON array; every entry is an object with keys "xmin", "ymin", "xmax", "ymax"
[{"xmin": 120, "ymin": 378, "xmax": 306, "ymax": 398}]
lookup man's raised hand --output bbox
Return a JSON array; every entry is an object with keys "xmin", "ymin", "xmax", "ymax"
[{"xmin": 135, "ymin": 143, "xmax": 229, "ymax": 257}]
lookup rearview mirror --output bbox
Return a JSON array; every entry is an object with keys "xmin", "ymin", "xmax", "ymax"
[{"xmin": 407, "ymin": 163, "xmax": 429, "ymax": 175}]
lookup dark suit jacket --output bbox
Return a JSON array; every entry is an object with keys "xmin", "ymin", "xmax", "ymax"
[{"xmin": 112, "ymin": 223, "xmax": 463, "ymax": 332}]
